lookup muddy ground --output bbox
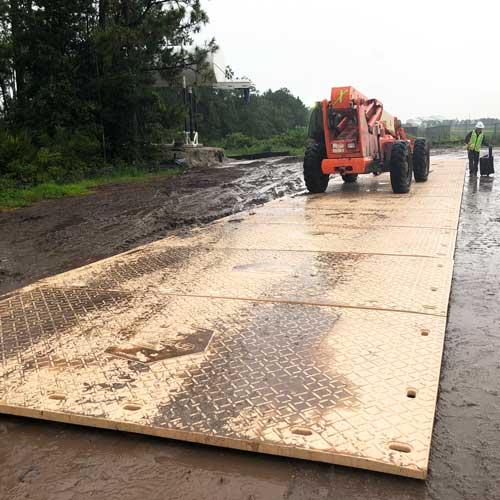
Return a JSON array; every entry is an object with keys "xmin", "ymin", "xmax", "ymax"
[
  {"xmin": 0, "ymin": 151, "xmax": 499, "ymax": 500},
  {"xmin": 0, "ymin": 157, "xmax": 304, "ymax": 294}
]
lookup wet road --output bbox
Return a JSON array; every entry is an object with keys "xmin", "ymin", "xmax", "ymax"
[
  {"xmin": 0, "ymin": 152, "xmax": 499, "ymax": 499},
  {"xmin": 427, "ymin": 152, "xmax": 500, "ymax": 499}
]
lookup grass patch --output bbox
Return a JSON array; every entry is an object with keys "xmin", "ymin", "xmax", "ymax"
[
  {"xmin": 1, "ymin": 183, "xmax": 92, "ymax": 208},
  {"xmin": 0, "ymin": 166, "xmax": 187, "ymax": 210}
]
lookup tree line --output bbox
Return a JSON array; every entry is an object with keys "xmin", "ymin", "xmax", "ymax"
[{"xmin": 0, "ymin": 1, "xmax": 309, "ymax": 186}]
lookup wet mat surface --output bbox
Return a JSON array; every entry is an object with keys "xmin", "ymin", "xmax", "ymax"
[
  {"xmin": 36, "ymin": 247, "xmax": 453, "ymax": 316},
  {"xmin": 227, "ymin": 206, "xmax": 461, "ymax": 230},
  {"xmin": 0, "ymin": 160, "xmax": 465, "ymax": 479},
  {"xmin": 156, "ymin": 222, "xmax": 457, "ymax": 257}
]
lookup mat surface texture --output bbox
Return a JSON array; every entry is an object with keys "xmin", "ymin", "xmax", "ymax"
[{"xmin": 0, "ymin": 160, "xmax": 465, "ymax": 479}]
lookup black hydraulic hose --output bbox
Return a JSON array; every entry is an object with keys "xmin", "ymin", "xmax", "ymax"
[
  {"xmin": 188, "ymin": 87, "xmax": 194, "ymax": 142},
  {"xmin": 183, "ymin": 84, "xmax": 188, "ymax": 139},
  {"xmin": 193, "ymin": 87, "xmax": 198, "ymax": 138}
]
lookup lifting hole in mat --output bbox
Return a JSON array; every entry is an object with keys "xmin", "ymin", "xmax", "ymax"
[
  {"xmin": 389, "ymin": 442, "xmax": 412, "ymax": 453},
  {"xmin": 123, "ymin": 404, "xmax": 142, "ymax": 411},
  {"xmin": 421, "ymin": 330, "xmax": 430, "ymax": 337},
  {"xmin": 48, "ymin": 394, "xmax": 66, "ymax": 401},
  {"xmin": 406, "ymin": 388, "xmax": 417, "ymax": 399},
  {"xmin": 291, "ymin": 427, "xmax": 313, "ymax": 437}
]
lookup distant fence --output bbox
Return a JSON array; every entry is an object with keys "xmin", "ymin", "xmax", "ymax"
[
  {"xmin": 403, "ymin": 122, "xmax": 500, "ymax": 144},
  {"xmin": 450, "ymin": 123, "xmax": 500, "ymax": 143}
]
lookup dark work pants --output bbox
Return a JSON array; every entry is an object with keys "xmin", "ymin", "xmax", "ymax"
[{"xmin": 468, "ymin": 150, "xmax": 480, "ymax": 175}]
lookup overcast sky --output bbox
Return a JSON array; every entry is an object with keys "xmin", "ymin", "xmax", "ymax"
[{"xmin": 197, "ymin": 0, "xmax": 500, "ymax": 121}]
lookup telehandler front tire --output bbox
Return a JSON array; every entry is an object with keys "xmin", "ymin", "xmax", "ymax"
[
  {"xmin": 304, "ymin": 143, "xmax": 329, "ymax": 193},
  {"xmin": 390, "ymin": 141, "xmax": 413, "ymax": 194},
  {"xmin": 341, "ymin": 174, "xmax": 358, "ymax": 183},
  {"xmin": 413, "ymin": 138, "xmax": 430, "ymax": 182}
]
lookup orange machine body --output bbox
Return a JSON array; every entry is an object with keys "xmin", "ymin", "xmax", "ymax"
[{"xmin": 320, "ymin": 86, "xmax": 410, "ymax": 175}]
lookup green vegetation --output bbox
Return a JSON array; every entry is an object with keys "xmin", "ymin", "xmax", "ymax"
[
  {"xmin": 0, "ymin": 165, "xmax": 186, "ymax": 209},
  {"xmin": 197, "ymin": 87, "xmax": 308, "ymax": 143},
  {"xmin": 0, "ymin": 1, "xmax": 309, "ymax": 206},
  {"xmin": 0, "ymin": 0, "xmax": 212, "ymax": 196},
  {"xmin": 0, "ymin": 0, "xmax": 213, "ymax": 156},
  {"xmin": 197, "ymin": 87, "xmax": 309, "ymax": 156},
  {"xmin": 217, "ymin": 128, "xmax": 308, "ymax": 157}
]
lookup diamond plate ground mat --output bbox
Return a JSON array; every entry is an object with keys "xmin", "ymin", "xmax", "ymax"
[{"xmin": 0, "ymin": 160, "xmax": 465, "ymax": 479}]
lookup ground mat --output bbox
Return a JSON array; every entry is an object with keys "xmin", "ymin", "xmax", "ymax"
[{"xmin": 0, "ymin": 159, "xmax": 465, "ymax": 479}]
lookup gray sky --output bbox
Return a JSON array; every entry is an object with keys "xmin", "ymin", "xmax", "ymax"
[{"xmin": 198, "ymin": 0, "xmax": 500, "ymax": 121}]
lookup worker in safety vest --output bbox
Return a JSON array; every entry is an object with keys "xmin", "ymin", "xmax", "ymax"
[{"xmin": 465, "ymin": 122, "xmax": 490, "ymax": 176}]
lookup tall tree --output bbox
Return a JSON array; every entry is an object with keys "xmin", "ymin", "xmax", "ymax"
[
  {"xmin": 1, "ymin": 0, "xmax": 213, "ymax": 157},
  {"xmin": 197, "ymin": 87, "xmax": 308, "ymax": 142}
]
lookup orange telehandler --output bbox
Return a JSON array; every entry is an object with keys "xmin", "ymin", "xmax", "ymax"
[{"xmin": 304, "ymin": 86, "xmax": 430, "ymax": 194}]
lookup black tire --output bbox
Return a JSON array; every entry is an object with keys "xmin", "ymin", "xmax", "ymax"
[
  {"xmin": 341, "ymin": 174, "xmax": 358, "ymax": 183},
  {"xmin": 413, "ymin": 138, "xmax": 430, "ymax": 182},
  {"xmin": 304, "ymin": 142, "xmax": 329, "ymax": 193},
  {"xmin": 390, "ymin": 141, "xmax": 412, "ymax": 194}
]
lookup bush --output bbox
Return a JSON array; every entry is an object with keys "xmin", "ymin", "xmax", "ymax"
[
  {"xmin": 218, "ymin": 128, "xmax": 308, "ymax": 156},
  {"xmin": 0, "ymin": 130, "xmax": 37, "ymax": 179},
  {"xmin": 0, "ymin": 128, "xmax": 106, "ymax": 186},
  {"xmin": 221, "ymin": 132, "xmax": 255, "ymax": 150},
  {"xmin": 267, "ymin": 128, "xmax": 308, "ymax": 149}
]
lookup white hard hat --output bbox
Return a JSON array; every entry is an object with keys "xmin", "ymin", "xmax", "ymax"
[{"xmin": 475, "ymin": 121, "xmax": 485, "ymax": 129}]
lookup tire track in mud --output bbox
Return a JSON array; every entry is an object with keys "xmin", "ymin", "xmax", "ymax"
[{"xmin": 0, "ymin": 157, "xmax": 305, "ymax": 297}]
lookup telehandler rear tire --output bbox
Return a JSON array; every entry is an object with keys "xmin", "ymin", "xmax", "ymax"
[
  {"xmin": 304, "ymin": 142, "xmax": 329, "ymax": 193},
  {"xmin": 341, "ymin": 174, "xmax": 358, "ymax": 183},
  {"xmin": 413, "ymin": 138, "xmax": 430, "ymax": 182},
  {"xmin": 390, "ymin": 141, "xmax": 412, "ymax": 194}
]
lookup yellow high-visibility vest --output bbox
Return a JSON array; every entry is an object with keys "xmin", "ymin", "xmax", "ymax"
[{"xmin": 468, "ymin": 131, "xmax": 484, "ymax": 152}]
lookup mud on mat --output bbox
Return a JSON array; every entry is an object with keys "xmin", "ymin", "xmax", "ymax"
[
  {"xmin": 0, "ymin": 160, "xmax": 465, "ymax": 479},
  {"xmin": 35, "ymin": 247, "xmax": 453, "ymax": 316},
  {"xmin": 1, "ymin": 289, "xmax": 445, "ymax": 478},
  {"xmin": 227, "ymin": 205, "xmax": 461, "ymax": 230},
  {"xmin": 154, "ymin": 222, "xmax": 457, "ymax": 258}
]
